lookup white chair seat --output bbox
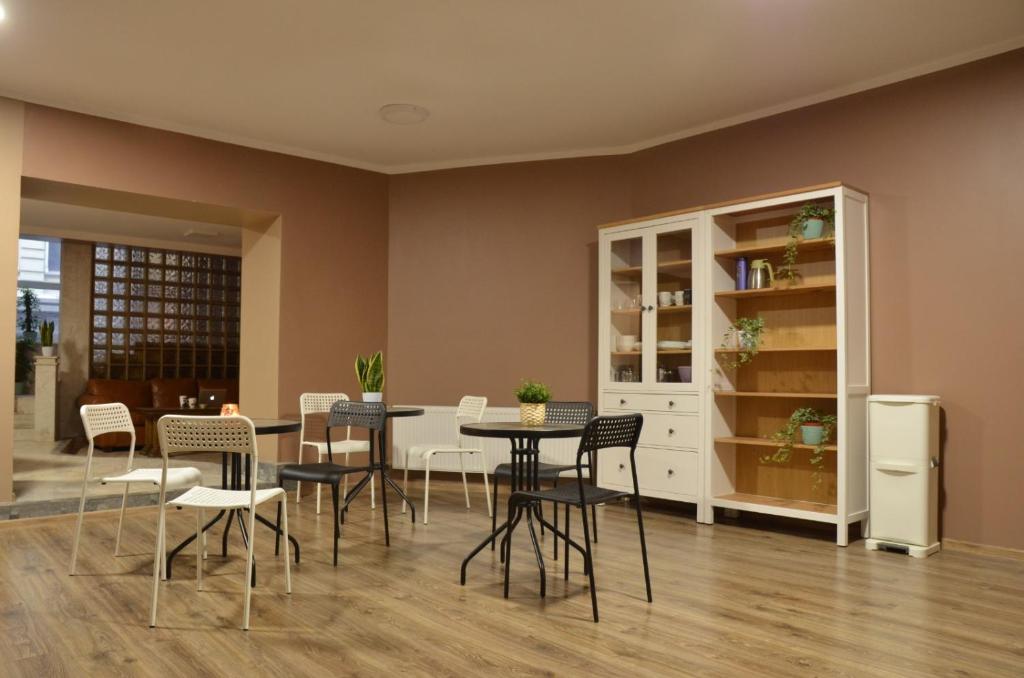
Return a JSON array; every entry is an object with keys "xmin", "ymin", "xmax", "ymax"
[
  {"xmin": 170, "ymin": 485, "xmax": 286, "ymax": 510},
  {"xmin": 101, "ymin": 467, "xmax": 203, "ymax": 491},
  {"xmin": 310, "ymin": 440, "xmax": 370, "ymax": 455},
  {"xmin": 407, "ymin": 443, "xmax": 482, "ymax": 458}
]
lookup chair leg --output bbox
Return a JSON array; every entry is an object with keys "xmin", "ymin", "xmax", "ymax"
[
  {"xmin": 579, "ymin": 500, "xmax": 599, "ymax": 623},
  {"xmin": 564, "ymin": 503, "xmax": 571, "ymax": 580},
  {"xmin": 159, "ymin": 509, "xmax": 167, "ymax": 581},
  {"xmin": 315, "ymin": 450, "xmax": 324, "ymax": 515},
  {"xmin": 148, "ymin": 501, "xmax": 166, "ymax": 628},
  {"xmin": 196, "ymin": 509, "xmax": 204, "ymax": 591},
  {"xmin": 343, "ymin": 451, "xmax": 351, "ymax": 510},
  {"xmin": 114, "ymin": 484, "xmax": 130, "ymax": 557},
  {"xmin": 635, "ymin": 494, "xmax": 652, "ymax": 604},
  {"xmin": 275, "ymin": 480, "xmax": 283, "ymax": 556},
  {"xmin": 458, "ymin": 453, "xmax": 471, "ymax": 509},
  {"xmin": 592, "ymin": 504, "xmax": 599, "ymax": 543},
  {"xmin": 481, "ymin": 455, "xmax": 492, "ymax": 518},
  {"xmin": 331, "ymin": 483, "xmax": 341, "ymax": 567},
  {"xmin": 241, "ymin": 505, "xmax": 257, "ymax": 631},
  {"xmin": 69, "ymin": 481, "xmax": 89, "ymax": 576},
  {"xmin": 423, "ymin": 453, "xmax": 432, "ymax": 525},
  {"xmin": 552, "ymin": 477, "xmax": 560, "ymax": 560},
  {"xmin": 295, "ymin": 445, "xmax": 303, "ymax": 505},
  {"xmin": 281, "ymin": 497, "xmax": 292, "ymax": 594},
  {"xmin": 379, "ymin": 463, "xmax": 390, "ymax": 546},
  {"xmin": 490, "ymin": 473, "xmax": 499, "ymax": 551},
  {"xmin": 402, "ymin": 449, "xmax": 410, "ymax": 514}
]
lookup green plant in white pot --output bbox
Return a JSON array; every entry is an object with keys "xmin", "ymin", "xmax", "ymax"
[
  {"xmin": 515, "ymin": 380, "xmax": 551, "ymax": 426},
  {"xmin": 355, "ymin": 351, "xmax": 385, "ymax": 402},
  {"xmin": 40, "ymin": 320, "xmax": 55, "ymax": 357},
  {"xmin": 780, "ymin": 203, "xmax": 835, "ymax": 281},
  {"xmin": 720, "ymin": 316, "xmax": 765, "ymax": 369}
]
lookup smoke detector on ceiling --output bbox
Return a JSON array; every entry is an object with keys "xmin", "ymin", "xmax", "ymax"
[{"xmin": 379, "ymin": 103, "xmax": 430, "ymax": 125}]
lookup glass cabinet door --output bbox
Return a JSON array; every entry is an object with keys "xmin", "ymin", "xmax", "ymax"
[
  {"xmin": 653, "ymin": 225, "xmax": 695, "ymax": 386},
  {"xmin": 608, "ymin": 235, "xmax": 644, "ymax": 385}
]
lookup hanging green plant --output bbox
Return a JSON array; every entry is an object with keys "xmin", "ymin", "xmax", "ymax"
[
  {"xmin": 720, "ymin": 316, "xmax": 765, "ymax": 369},
  {"xmin": 779, "ymin": 204, "xmax": 835, "ymax": 281},
  {"xmin": 765, "ymin": 407, "xmax": 837, "ymax": 485}
]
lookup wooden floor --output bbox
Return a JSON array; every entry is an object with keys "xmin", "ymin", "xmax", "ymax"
[{"xmin": 0, "ymin": 479, "xmax": 1021, "ymax": 677}]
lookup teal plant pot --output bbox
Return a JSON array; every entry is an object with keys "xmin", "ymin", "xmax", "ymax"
[
  {"xmin": 801, "ymin": 218, "xmax": 825, "ymax": 239},
  {"xmin": 800, "ymin": 424, "xmax": 825, "ymax": 446}
]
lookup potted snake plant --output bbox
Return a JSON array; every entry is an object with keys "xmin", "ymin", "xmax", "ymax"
[
  {"xmin": 40, "ymin": 320, "xmax": 55, "ymax": 357},
  {"xmin": 355, "ymin": 351, "xmax": 385, "ymax": 402}
]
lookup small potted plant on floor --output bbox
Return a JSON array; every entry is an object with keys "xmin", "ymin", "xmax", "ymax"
[
  {"xmin": 40, "ymin": 320, "xmax": 55, "ymax": 357},
  {"xmin": 767, "ymin": 407, "xmax": 837, "ymax": 470},
  {"xmin": 354, "ymin": 351, "xmax": 385, "ymax": 402},
  {"xmin": 515, "ymin": 379, "xmax": 551, "ymax": 426},
  {"xmin": 780, "ymin": 203, "xmax": 836, "ymax": 281},
  {"xmin": 720, "ymin": 316, "xmax": 765, "ymax": 368}
]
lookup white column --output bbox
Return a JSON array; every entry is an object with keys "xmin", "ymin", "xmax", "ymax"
[{"xmin": 33, "ymin": 355, "xmax": 59, "ymax": 442}]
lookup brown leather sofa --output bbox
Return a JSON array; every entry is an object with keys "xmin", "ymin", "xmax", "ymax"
[{"xmin": 78, "ymin": 377, "xmax": 240, "ymax": 450}]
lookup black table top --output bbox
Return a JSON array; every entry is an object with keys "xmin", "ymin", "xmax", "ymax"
[
  {"xmin": 460, "ymin": 421, "xmax": 585, "ymax": 439},
  {"xmin": 386, "ymin": 406, "xmax": 425, "ymax": 418},
  {"xmin": 250, "ymin": 418, "xmax": 301, "ymax": 434}
]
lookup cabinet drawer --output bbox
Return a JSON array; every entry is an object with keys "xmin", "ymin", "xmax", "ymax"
[
  {"xmin": 600, "ymin": 447, "xmax": 698, "ymax": 498},
  {"xmin": 639, "ymin": 412, "xmax": 699, "ymax": 449},
  {"xmin": 605, "ymin": 392, "xmax": 698, "ymax": 414}
]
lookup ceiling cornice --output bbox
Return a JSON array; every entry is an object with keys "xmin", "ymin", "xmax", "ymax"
[{"xmin": 6, "ymin": 36, "xmax": 1023, "ymax": 176}]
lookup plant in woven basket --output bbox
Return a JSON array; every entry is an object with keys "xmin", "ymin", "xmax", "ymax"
[
  {"xmin": 766, "ymin": 407, "xmax": 837, "ymax": 485},
  {"xmin": 515, "ymin": 380, "xmax": 551, "ymax": 425},
  {"xmin": 354, "ymin": 351, "xmax": 385, "ymax": 401},
  {"xmin": 720, "ymin": 316, "xmax": 765, "ymax": 369},
  {"xmin": 779, "ymin": 203, "xmax": 835, "ymax": 281}
]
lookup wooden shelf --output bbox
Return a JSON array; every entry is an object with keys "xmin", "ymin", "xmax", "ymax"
[
  {"xmin": 714, "ymin": 436, "xmax": 837, "ymax": 452},
  {"xmin": 612, "ymin": 259, "xmax": 692, "ymax": 276},
  {"xmin": 657, "ymin": 305, "xmax": 692, "ymax": 313},
  {"xmin": 611, "ymin": 308, "xmax": 642, "ymax": 315},
  {"xmin": 714, "ymin": 238, "xmax": 833, "ymax": 259},
  {"xmin": 712, "ymin": 493, "xmax": 837, "ymax": 522},
  {"xmin": 715, "ymin": 346, "xmax": 835, "ymax": 353},
  {"xmin": 611, "ymin": 351, "xmax": 642, "ymax": 357},
  {"xmin": 713, "ymin": 390, "xmax": 837, "ymax": 399},
  {"xmin": 657, "ymin": 349, "xmax": 692, "ymax": 355},
  {"xmin": 715, "ymin": 282, "xmax": 836, "ymax": 299}
]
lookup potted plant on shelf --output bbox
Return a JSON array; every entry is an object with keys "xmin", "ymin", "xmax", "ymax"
[
  {"xmin": 40, "ymin": 320, "xmax": 55, "ymax": 357},
  {"xmin": 354, "ymin": 351, "xmax": 385, "ymax": 402},
  {"xmin": 766, "ymin": 407, "xmax": 837, "ymax": 472},
  {"xmin": 779, "ymin": 203, "xmax": 836, "ymax": 281},
  {"xmin": 720, "ymin": 316, "xmax": 765, "ymax": 368},
  {"xmin": 515, "ymin": 379, "xmax": 551, "ymax": 426}
]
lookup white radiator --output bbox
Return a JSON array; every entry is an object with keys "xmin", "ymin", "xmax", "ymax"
[{"xmin": 391, "ymin": 406, "xmax": 581, "ymax": 473}]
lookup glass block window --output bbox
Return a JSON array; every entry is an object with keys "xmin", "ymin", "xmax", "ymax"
[{"xmin": 90, "ymin": 243, "xmax": 241, "ymax": 380}]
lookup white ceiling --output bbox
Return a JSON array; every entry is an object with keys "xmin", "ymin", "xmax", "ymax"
[
  {"xmin": 1, "ymin": 1, "xmax": 1022, "ymax": 174},
  {"xmin": 20, "ymin": 199, "xmax": 242, "ymax": 254}
]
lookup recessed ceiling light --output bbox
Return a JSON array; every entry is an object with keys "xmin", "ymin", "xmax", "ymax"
[{"xmin": 379, "ymin": 103, "xmax": 430, "ymax": 125}]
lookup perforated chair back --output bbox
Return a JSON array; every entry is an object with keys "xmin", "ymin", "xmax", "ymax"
[
  {"xmin": 300, "ymin": 392, "xmax": 350, "ymax": 444},
  {"xmin": 327, "ymin": 400, "xmax": 387, "ymax": 431},
  {"xmin": 579, "ymin": 413, "xmax": 643, "ymax": 457},
  {"xmin": 455, "ymin": 396, "xmax": 487, "ymax": 443},
  {"xmin": 545, "ymin": 401, "xmax": 594, "ymax": 426},
  {"xmin": 158, "ymin": 415, "xmax": 257, "ymax": 462},
  {"xmin": 81, "ymin": 402, "xmax": 135, "ymax": 442}
]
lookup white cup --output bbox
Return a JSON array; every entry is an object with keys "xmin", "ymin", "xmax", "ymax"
[
  {"xmin": 658, "ymin": 291, "xmax": 673, "ymax": 307},
  {"xmin": 673, "ymin": 290, "xmax": 686, "ymax": 306},
  {"xmin": 618, "ymin": 335, "xmax": 637, "ymax": 352},
  {"xmin": 187, "ymin": 397, "xmax": 198, "ymax": 409},
  {"xmin": 178, "ymin": 395, "xmax": 188, "ymax": 408}
]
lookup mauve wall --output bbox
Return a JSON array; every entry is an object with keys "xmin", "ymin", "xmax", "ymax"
[
  {"xmin": 21, "ymin": 105, "xmax": 389, "ymax": 463},
  {"xmin": 388, "ymin": 49, "xmax": 1024, "ymax": 550}
]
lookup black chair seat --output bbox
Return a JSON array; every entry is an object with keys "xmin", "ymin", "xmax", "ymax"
[
  {"xmin": 278, "ymin": 462, "xmax": 364, "ymax": 484},
  {"xmin": 494, "ymin": 461, "xmax": 576, "ymax": 480},
  {"xmin": 511, "ymin": 483, "xmax": 626, "ymax": 507}
]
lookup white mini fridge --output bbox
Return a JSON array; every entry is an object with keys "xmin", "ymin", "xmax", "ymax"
[{"xmin": 865, "ymin": 394, "xmax": 941, "ymax": 557}]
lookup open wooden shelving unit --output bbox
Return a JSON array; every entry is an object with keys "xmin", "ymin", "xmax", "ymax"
[{"xmin": 704, "ymin": 184, "xmax": 869, "ymax": 545}]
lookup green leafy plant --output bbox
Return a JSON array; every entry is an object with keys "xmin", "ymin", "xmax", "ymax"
[
  {"xmin": 720, "ymin": 316, "xmax": 765, "ymax": 369},
  {"xmin": 17, "ymin": 288, "xmax": 39, "ymax": 342},
  {"xmin": 40, "ymin": 320, "xmax": 54, "ymax": 347},
  {"xmin": 766, "ymin": 407, "xmax": 837, "ymax": 472},
  {"xmin": 514, "ymin": 380, "xmax": 551, "ymax": 404},
  {"xmin": 354, "ymin": 351, "xmax": 385, "ymax": 392},
  {"xmin": 779, "ymin": 203, "xmax": 835, "ymax": 281},
  {"xmin": 14, "ymin": 338, "xmax": 33, "ymax": 386}
]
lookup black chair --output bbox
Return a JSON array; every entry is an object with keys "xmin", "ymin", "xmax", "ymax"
[
  {"xmin": 491, "ymin": 401, "xmax": 595, "ymax": 558},
  {"xmin": 505, "ymin": 413, "xmax": 650, "ymax": 623},
  {"xmin": 275, "ymin": 401, "xmax": 386, "ymax": 566}
]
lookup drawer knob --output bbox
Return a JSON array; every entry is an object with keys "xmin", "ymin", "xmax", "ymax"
[
  {"xmin": 618, "ymin": 463, "xmax": 626, "ymax": 470},
  {"xmin": 667, "ymin": 469, "xmax": 675, "ymax": 476},
  {"xmin": 668, "ymin": 428, "xmax": 675, "ymax": 435},
  {"xmin": 668, "ymin": 400, "xmax": 675, "ymax": 407},
  {"xmin": 619, "ymin": 398, "xmax": 626, "ymax": 405}
]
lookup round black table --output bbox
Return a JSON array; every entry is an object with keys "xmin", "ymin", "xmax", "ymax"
[
  {"xmin": 459, "ymin": 421, "xmax": 587, "ymax": 587},
  {"xmin": 327, "ymin": 406, "xmax": 425, "ymax": 544},
  {"xmin": 166, "ymin": 416, "xmax": 301, "ymax": 580}
]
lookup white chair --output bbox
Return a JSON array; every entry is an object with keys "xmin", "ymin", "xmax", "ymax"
[
  {"xmin": 402, "ymin": 396, "xmax": 491, "ymax": 525},
  {"xmin": 150, "ymin": 415, "xmax": 291, "ymax": 631},
  {"xmin": 70, "ymin": 403, "xmax": 202, "ymax": 576},
  {"xmin": 297, "ymin": 393, "xmax": 373, "ymax": 513}
]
